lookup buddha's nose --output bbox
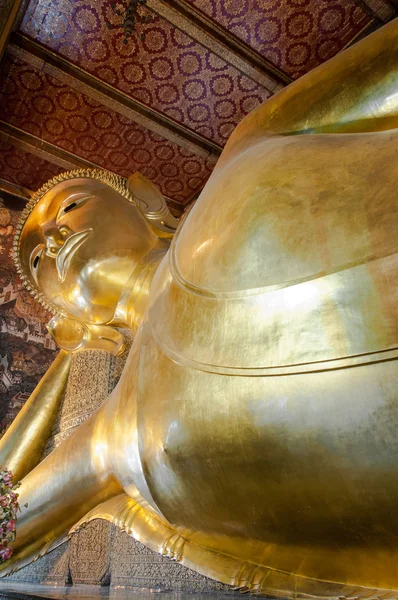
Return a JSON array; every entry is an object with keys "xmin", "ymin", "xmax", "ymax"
[{"xmin": 44, "ymin": 226, "xmax": 70, "ymax": 258}]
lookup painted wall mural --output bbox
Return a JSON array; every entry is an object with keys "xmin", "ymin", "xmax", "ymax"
[{"xmin": 0, "ymin": 194, "xmax": 57, "ymax": 436}]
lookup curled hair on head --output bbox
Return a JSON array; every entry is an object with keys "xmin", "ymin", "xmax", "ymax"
[{"xmin": 13, "ymin": 168, "xmax": 136, "ymax": 317}]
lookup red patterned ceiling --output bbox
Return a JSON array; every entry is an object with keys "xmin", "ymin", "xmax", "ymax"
[
  {"xmin": 185, "ymin": 0, "xmax": 371, "ymax": 78},
  {"xmin": 0, "ymin": 0, "xmax": 391, "ymax": 206},
  {"xmin": 20, "ymin": 0, "xmax": 272, "ymax": 146},
  {"xmin": 0, "ymin": 54, "xmax": 214, "ymax": 203},
  {"xmin": 0, "ymin": 139, "xmax": 63, "ymax": 190}
]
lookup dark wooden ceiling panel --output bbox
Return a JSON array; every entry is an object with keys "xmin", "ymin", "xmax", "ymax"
[
  {"xmin": 20, "ymin": 0, "xmax": 273, "ymax": 146},
  {"xmin": 183, "ymin": 0, "xmax": 372, "ymax": 78},
  {"xmin": 0, "ymin": 54, "xmax": 214, "ymax": 204}
]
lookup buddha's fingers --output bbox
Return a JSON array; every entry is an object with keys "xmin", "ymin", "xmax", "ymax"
[{"xmin": 0, "ymin": 409, "xmax": 122, "ymax": 573}]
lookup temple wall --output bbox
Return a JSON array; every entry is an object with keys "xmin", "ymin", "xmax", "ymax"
[
  {"xmin": 8, "ymin": 521, "xmax": 233, "ymax": 593},
  {"xmin": 0, "ymin": 194, "xmax": 57, "ymax": 436},
  {"xmin": 42, "ymin": 349, "xmax": 119, "ymax": 456}
]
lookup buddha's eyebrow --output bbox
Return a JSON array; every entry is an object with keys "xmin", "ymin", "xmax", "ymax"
[{"xmin": 56, "ymin": 194, "xmax": 94, "ymax": 221}]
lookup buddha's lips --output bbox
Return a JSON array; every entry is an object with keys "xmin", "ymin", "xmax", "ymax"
[{"xmin": 56, "ymin": 229, "xmax": 92, "ymax": 282}]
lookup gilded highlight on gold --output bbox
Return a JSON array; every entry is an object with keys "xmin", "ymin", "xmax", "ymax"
[{"xmin": 1, "ymin": 19, "xmax": 398, "ymax": 598}]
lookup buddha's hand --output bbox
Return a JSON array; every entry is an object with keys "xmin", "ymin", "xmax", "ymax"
[{"xmin": 47, "ymin": 316, "xmax": 125, "ymax": 356}]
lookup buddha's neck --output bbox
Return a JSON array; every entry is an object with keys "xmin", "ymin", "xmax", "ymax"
[{"xmin": 112, "ymin": 245, "xmax": 167, "ymax": 331}]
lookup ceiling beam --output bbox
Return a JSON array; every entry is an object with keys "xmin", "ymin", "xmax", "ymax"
[
  {"xmin": 0, "ymin": 177, "xmax": 32, "ymax": 200},
  {"xmin": 0, "ymin": 120, "xmax": 97, "ymax": 170},
  {"xmin": 0, "ymin": 0, "xmax": 25, "ymax": 63},
  {"xmin": 0, "ymin": 173, "xmax": 183, "ymax": 215},
  {"xmin": 0, "ymin": 120, "xmax": 184, "ymax": 213},
  {"xmin": 353, "ymin": 0, "xmax": 396, "ymax": 22},
  {"xmin": 342, "ymin": 18, "xmax": 383, "ymax": 50},
  {"xmin": 149, "ymin": 0, "xmax": 291, "ymax": 89},
  {"xmin": 10, "ymin": 33, "xmax": 222, "ymax": 161}
]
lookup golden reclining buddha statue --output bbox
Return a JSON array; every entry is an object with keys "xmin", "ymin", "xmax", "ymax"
[{"xmin": 1, "ymin": 19, "xmax": 398, "ymax": 597}]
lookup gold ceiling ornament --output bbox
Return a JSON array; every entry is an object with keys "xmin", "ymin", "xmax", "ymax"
[{"xmin": 12, "ymin": 168, "xmax": 136, "ymax": 318}]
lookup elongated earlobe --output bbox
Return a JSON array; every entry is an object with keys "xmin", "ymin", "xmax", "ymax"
[{"xmin": 127, "ymin": 172, "xmax": 179, "ymax": 236}]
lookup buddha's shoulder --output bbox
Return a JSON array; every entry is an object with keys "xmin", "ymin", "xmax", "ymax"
[
  {"xmin": 172, "ymin": 131, "xmax": 398, "ymax": 296},
  {"xmin": 143, "ymin": 131, "xmax": 398, "ymax": 372}
]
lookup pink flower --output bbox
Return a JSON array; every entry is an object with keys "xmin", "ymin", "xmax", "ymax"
[
  {"xmin": 0, "ymin": 496, "xmax": 10, "ymax": 508},
  {"xmin": 0, "ymin": 546, "xmax": 12, "ymax": 561},
  {"xmin": 6, "ymin": 520, "xmax": 15, "ymax": 532},
  {"xmin": 0, "ymin": 468, "xmax": 20, "ymax": 560}
]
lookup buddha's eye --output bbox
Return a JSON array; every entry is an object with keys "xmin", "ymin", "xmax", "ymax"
[
  {"xmin": 64, "ymin": 202, "xmax": 77, "ymax": 213},
  {"xmin": 29, "ymin": 247, "xmax": 44, "ymax": 285},
  {"xmin": 57, "ymin": 195, "xmax": 93, "ymax": 220}
]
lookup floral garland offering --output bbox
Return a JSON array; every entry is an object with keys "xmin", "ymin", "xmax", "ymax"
[{"xmin": 0, "ymin": 468, "xmax": 24, "ymax": 563}]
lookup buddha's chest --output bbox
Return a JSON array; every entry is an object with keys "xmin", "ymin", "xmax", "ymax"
[{"xmin": 134, "ymin": 317, "xmax": 398, "ymax": 544}]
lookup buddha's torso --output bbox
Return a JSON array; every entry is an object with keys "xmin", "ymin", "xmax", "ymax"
[{"xmin": 111, "ymin": 130, "xmax": 398, "ymax": 589}]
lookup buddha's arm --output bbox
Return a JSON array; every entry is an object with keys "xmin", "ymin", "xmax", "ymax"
[
  {"xmin": 0, "ymin": 351, "xmax": 71, "ymax": 482},
  {"xmin": 0, "ymin": 333, "xmax": 152, "ymax": 573},
  {"xmin": 222, "ymin": 19, "xmax": 398, "ymax": 165},
  {"xmin": 1, "ymin": 403, "xmax": 122, "ymax": 572}
]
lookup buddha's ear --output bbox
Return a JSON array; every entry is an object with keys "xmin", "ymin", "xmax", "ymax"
[
  {"xmin": 46, "ymin": 316, "xmax": 125, "ymax": 356},
  {"xmin": 127, "ymin": 172, "xmax": 179, "ymax": 236}
]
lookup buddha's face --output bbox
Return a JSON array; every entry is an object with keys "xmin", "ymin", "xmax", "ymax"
[{"xmin": 19, "ymin": 177, "xmax": 156, "ymax": 324}]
